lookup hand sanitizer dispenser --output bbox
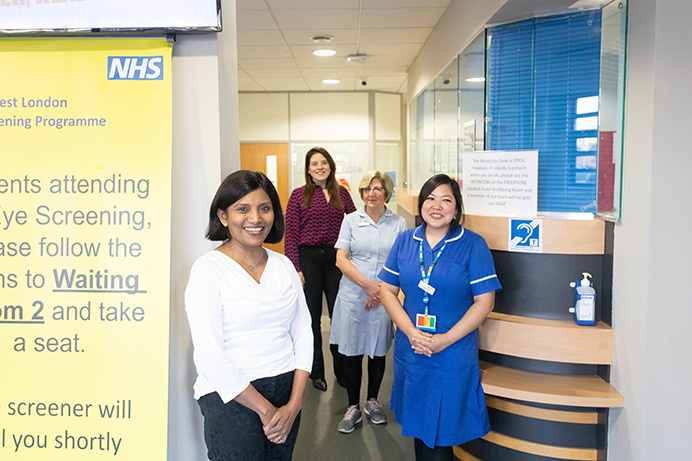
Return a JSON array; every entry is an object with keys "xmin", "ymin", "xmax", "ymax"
[{"xmin": 569, "ymin": 272, "xmax": 596, "ymax": 326}]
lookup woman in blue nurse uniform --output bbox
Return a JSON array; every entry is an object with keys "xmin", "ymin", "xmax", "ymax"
[{"xmin": 379, "ymin": 174, "xmax": 501, "ymax": 461}]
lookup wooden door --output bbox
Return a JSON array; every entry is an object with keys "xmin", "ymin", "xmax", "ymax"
[{"xmin": 240, "ymin": 143, "xmax": 289, "ymax": 254}]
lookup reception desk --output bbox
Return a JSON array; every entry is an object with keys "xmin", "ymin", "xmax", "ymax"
[{"xmin": 395, "ymin": 189, "xmax": 623, "ymax": 461}]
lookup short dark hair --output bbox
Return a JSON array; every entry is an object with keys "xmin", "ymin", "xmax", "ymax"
[
  {"xmin": 205, "ymin": 170, "xmax": 284, "ymax": 243},
  {"xmin": 417, "ymin": 174, "xmax": 465, "ymax": 229}
]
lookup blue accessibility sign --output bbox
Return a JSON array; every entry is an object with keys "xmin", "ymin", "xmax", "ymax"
[{"xmin": 509, "ymin": 219, "xmax": 543, "ymax": 253}]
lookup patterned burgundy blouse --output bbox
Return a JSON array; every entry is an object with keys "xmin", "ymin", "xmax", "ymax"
[{"xmin": 284, "ymin": 184, "xmax": 357, "ymax": 272}]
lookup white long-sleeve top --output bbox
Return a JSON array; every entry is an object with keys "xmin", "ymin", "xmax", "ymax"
[{"xmin": 184, "ymin": 248, "xmax": 313, "ymax": 403}]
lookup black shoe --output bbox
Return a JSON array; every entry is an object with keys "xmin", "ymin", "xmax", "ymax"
[{"xmin": 312, "ymin": 378, "xmax": 327, "ymax": 391}]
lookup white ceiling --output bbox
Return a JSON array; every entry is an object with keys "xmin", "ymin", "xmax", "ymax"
[
  {"xmin": 234, "ymin": 0, "xmax": 609, "ymax": 95},
  {"xmin": 235, "ymin": 0, "xmax": 452, "ymax": 94}
]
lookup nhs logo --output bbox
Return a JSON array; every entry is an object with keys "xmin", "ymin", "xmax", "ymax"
[{"xmin": 108, "ymin": 56, "xmax": 163, "ymax": 80}]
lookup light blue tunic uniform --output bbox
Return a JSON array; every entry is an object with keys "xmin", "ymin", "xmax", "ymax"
[
  {"xmin": 378, "ymin": 224, "xmax": 502, "ymax": 448},
  {"xmin": 329, "ymin": 206, "xmax": 407, "ymax": 358}
]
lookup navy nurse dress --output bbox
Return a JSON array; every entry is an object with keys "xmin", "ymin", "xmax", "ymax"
[{"xmin": 378, "ymin": 224, "xmax": 502, "ymax": 448}]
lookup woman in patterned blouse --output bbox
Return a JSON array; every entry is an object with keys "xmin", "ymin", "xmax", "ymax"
[{"xmin": 285, "ymin": 147, "xmax": 356, "ymax": 392}]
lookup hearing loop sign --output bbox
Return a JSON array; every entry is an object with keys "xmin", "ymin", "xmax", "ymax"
[{"xmin": 509, "ymin": 219, "xmax": 543, "ymax": 253}]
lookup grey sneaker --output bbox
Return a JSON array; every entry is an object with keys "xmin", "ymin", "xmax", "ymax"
[
  {"xmin": 363, "ymin": 398, "xmax": 387, "ymax": 425},
  {"xmin": 337, "ymin": 405, "xmax": 362, "ymax": 433}
]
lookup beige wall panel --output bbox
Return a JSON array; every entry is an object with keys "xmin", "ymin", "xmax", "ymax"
[
  {"xmin": 375, "ymin": 92, "xmax": 402, "ymax": 141},
  {"xmin": 239, "ymin": 93, "xmax": 289, "ymax": 141},
  {"xmin": 290, "ymin": 92, "xmax": 369, "ymax": 140}
]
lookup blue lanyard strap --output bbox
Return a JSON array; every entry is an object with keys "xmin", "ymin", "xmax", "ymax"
[{"xmin": 419, "ymin": 239, "xmax": 446, "ymax": 314}]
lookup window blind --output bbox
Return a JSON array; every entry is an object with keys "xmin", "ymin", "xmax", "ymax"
[{"xmin": 486, "ymin": 11, "xmax": 602, "ymax": 213}]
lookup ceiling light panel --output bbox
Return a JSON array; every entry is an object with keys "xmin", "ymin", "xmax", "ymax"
[{"xmin": 313, "ymin": 49, "xmax": 337, "ymax": 56}]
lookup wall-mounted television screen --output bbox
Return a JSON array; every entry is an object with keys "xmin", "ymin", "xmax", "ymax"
[{"xmin": 1, "ymin": 0, "xmax": 221, "ymax": 34}]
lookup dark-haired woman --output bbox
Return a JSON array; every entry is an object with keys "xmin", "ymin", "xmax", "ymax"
[
  {"xmin": 185, "ymin": 170, "xmax": 313, "ymax": 460},
  {"xmin": 285, "ymin": 147, "xmax": 356, "ymax": 392},
  {"xmin": 379, "ymin": 174, "xmax": 502, "ymax": 461}
]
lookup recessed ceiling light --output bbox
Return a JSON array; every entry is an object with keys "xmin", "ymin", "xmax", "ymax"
[
  {"xmin": 322, "ymin": 79, "xmax": 340, "ymax": 84},
  {"xmin": 313, "ymin": 49, "xmax": 337, "ymax": 57},
  {"xmin": 311, "ymin": 35, "xmax": 334, "ymax": 43},
  {"xmin": 465, "ymin": 77, "xmax": 486, "ymax": 83}
]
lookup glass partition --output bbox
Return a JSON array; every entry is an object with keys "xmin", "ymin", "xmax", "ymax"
[
  {"xmin": 458, "ymin": 33, "xmax": 486, "ymax": 183},
  {"xmin": 434, "ymin": 57, "xmax": 460, "ymax": 182},
  {"xmin": 596, "ymin": 0, "xmax": 628, "ymax": 221}
]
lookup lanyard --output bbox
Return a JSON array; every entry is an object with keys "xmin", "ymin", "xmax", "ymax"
[{"xmin": 419, "ymin": 239, "xmax": 446, "ymax": 315}]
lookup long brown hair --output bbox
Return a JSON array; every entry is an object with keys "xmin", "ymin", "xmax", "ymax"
[{"xmin": 302, "ymin": 147, "xmax": 342, "ymax": 209}]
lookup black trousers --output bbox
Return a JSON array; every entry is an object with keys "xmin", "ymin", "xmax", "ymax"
[
  {"xmin": 299, "ymin": 245, "xmax": 345, "ymax": 381},
  {"xmin": 197, "ymin": 371, "xmax": 300, "ymax": 461},
  {"xmin": 414, "ymin": 439, "xmax": 453, "ymax": 461}
]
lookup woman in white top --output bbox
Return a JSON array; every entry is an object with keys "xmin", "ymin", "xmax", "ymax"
[
  {"xmin": 185, "ymin": 170, "xmax": 313, "ymax": 460},
  {"xmin": 329, "ymin": 171, "xmax": 407, "ymax": 434}
]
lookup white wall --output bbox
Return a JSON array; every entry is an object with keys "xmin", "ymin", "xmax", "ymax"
[
  {"xmin": 290, "ymin": 93, "xmax": 369, "ymax": 141},
  {"xmin": 168, "ymin": 32, "xmax": 227, "ymax": 461},
  {"xmin": 610, "ymin": 0, "xmax": 692, "ymax": 459},
  {"xmin": 239, "ymin": 92, "xmax": 396, "ymax": 144},
  {"xmin": 375, "ymin": 93, "xmax": 402, "ymax": 141},
  {"xmin": 218, "ymin": 0, "xmax": 241, "ymax": 176},
  {"xmin": 239, "ymin": 93, "xmax": 289, "ymax": 141}
]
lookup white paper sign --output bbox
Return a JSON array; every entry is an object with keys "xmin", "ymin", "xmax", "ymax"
[{"xmin": 462, "ymin": 150, "xmax": 538, "ymax": 217}]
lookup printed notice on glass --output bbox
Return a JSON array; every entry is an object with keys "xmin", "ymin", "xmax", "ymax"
[
  {"xmin": 462, "ymin": 151, "xmax": 538, "ymax": 217},
  {"xmin": 0, "ymin": 39, "xmax": 171, "ymax": 460}
]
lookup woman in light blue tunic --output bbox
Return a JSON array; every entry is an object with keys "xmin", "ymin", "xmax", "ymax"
[
  {"xmin": 329, "ymin": 170, "xmax": 407, "ymax": 434},
  {"xmin": 379, "ymin": 174, "xmax": 501, "ymax": 461}
]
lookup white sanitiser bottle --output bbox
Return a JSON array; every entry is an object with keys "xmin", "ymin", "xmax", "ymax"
[{"xmin": 569, "ymin": 272, "xmax": 596, "ymax": 326}]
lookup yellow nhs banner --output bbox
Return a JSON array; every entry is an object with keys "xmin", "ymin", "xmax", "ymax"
[{"xmin": 0, "ymin": 38, "xmax": 172, "ymax": 460}]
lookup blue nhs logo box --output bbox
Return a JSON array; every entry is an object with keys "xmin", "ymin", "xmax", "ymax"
[{"xmin": 108, "ymin": 56, "xmax": 163, "ymax": 80}]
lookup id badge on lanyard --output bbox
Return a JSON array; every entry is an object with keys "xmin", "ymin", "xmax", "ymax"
[{"xmin": 416, "ymin": 239, "xmax": 446, "ymax": 333}]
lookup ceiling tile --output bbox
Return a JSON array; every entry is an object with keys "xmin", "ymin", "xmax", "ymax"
[
  {"xmin": 234, "ymin": 0, "xmax": 452, "ymax": 94},
  {"xmin": 238, "ymin": 78, "xmax": 265, "ymax": 91},
  {"xmin": 236, "ymin": 0, "xmax": 268, "ymax": 11},
  {"xmin": 236, "ymin": 30, "xmax": 286, "ymax": 47},
  {"xmin": 358, "ymin": 55, "xmax": 417, "ymax": 67},
  {"xmin": 361, "ymin": 8, "xmax": 447, "ymax": 28},
  {"xmin": 273, "ymin": 9, "xmax": 359, "ymax": 30},
  {"xmin": 267, "ymin": 0, "xmax": 360, "ymax": 9},
  {"xmin": 282, "ymin": 29, "xmax": 359, "ymax": 45},
  {"xmin": 255, "ymin": 77, "xmax": 310, "ymax": 91},
  {"xmin": 305, "ymin": 78, "xmax": 355, "ymax": 91},
  {"xmin": 359, "ymin": 27, "xmax": 433, "ymax": 45},
  {"xmin": 236, "ymin": 10, "xmax": 279, "ymax": 31},
  {"xmin": 239, "ymin": 58, "xmax": 299, "ymax": 69},
  {"xmin": 299, "ymin": 67, "xmax": 357, "ymax": 78},
  {"xmin": 294, "ymin": 56, "xmax": 353, "ymax": 69},
  {"xmin": 237, "ymin": 45, "xmax": 293, "ymax": 59},
  {"xmin": 363, "ymin": 0, "xmax": 451, "ymax": 8},
  {"xmin": 359, "ymin": 43, "xmax": 423, "ymax": 60},
  {"xmin": 289, "ymin": 44, "xmax": 359, "ymax": 58},
  {"xmin": 244, "ymin": 68, "xmax": 305, "ymax": 78}
]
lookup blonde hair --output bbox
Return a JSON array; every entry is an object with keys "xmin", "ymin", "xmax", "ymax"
[{"xmin": 358, "ymin": 170, "xmax": 394, "ymax": 203}]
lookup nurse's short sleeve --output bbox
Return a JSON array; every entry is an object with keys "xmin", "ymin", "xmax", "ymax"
[
  {"xmin": 335, "ymin": 214, "xmax": 354, "ymax": 251},
  {"xmin": 378, "ymin": 231, "xmax": 404, "ymax": 287},
  {"xmin": 468, "ymin": 238, "xmax": 502, "ymax": 296}
]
